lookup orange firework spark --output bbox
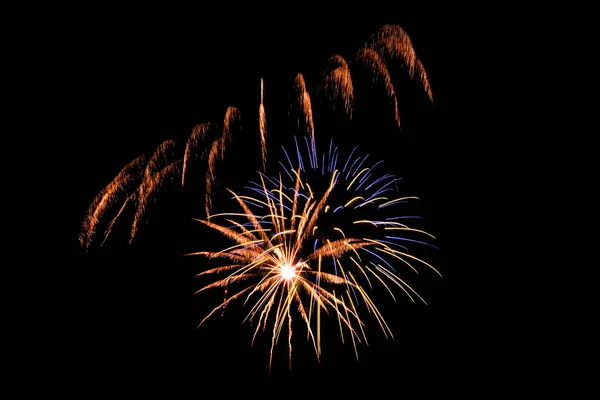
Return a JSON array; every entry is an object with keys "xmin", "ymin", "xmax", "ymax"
[
  {"xmin": 356, "ymin": 47, "xmax": 401, "ymax": 129},
  {"xmin": 80, "ymin": 140, "xmax": 183, "ymax": 250},
  {"xmin": 366, "ymin": 24, "xmax": 434, "ymax": 103},
  {"xmin": 321, "ymin": 54, "xmax": 354, "ymax": 120},
  {"xmin": 259, "ymin": 78, "xmax": 267, "ymax": 172},
  {"xmin": 293, "ymin": 73, "xmax": 315, "ymax": 139},
  {"xmin": 182, "ymin": 123, "xmax": 211, "ymax": 187},
  {"xmin": 131, "ymin": 139, "xmax": 178, "ymax": 241},
  {"xmin": 79, "ymin": 155, "xmax": 146, "ymax": 251}
]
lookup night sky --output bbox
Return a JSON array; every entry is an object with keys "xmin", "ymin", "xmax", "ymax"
[{"xmin": 41, "ymin": 9, "xmax": 516, "ymax": 397}]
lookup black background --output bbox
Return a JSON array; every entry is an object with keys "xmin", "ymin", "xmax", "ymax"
[{"xmin": 25, "ymin": 7, "xmax": 531, "ymax": 397}]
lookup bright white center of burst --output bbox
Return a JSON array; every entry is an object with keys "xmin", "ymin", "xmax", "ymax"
[{"xmin": 280, "ymin": 263, "xmax": 296, "ymax": 281}]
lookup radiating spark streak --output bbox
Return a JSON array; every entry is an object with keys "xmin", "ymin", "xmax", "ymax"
[
  {"xmin": 345, "ymin": 157, "xmax": 361, "ymax": 180},
  {"xmin": 101, "ymin": 193, "xmax": 135, "ymax": 246},
  {"xmin": 206, "ymin": 212, "xmax": 255, "ymax": 220},
  {"xmin": 349, "ymin": 256, "xmax": 372, "ymax": 289},
  {"xmin": 379, "ymin": 247, "xmax": 442, "ymax": 278},
  {"xmin": 332, "ymin": 153, "xmax": 339, "ymax": 174},
  {"xmin": 346, "ymin": 168, "xmax": 369, "ymax": 190},
  {"xmin": 271, "ymin": 230, "xmax": 296, "ymax": 241},
  {"xmin": 233, "ymin": 199, "xmax": 265, "ymax": 209},
  {"xmin": 355, "ymin": 173, "xmax": 372, "ymax": 191},
  {"xmin": 365, "ymin": 174, "xmax": 396, "ymax": 191},
  {"xmin": 384, "ymin": 236, "xmax": 439, "ymax": 249},
  {"xmin": 378, "ymin": 196, "xmax": 420, "ymax": 208},
  {"xmin": 327, "ymin": 146, "xmax": 337, "ymax": 173},
  {"xmin": 374, "ymin": 263, "xmax": 428, "ymax": 305},
  {"xmin": 349, "ymin": 155, "xmax": 370, "ymax": 180},
  {"xmin": 360, "ymin": 245, "xmax": 401, "ymax": 273},
  {"xmin": 278, "ymin": 161, "xmax": 295, "ymax": 181},
  {"xmin": 345, "ymin": 244, "xmax": 363, "ymax": 263},
  {"xmin": 353, "ymin": 219, "xmax": 378, "ymax": 227},
  {"xmin": 355, "ymin": 196, "xmax": 389, "ymax": 209},
  {"xmin": 333, "ymin": 290, "xmax": 345, "ymax": 344},
  {"xmin": 216, "ymin": 239, "xmax": 265, "ymax": 257},
  {"xmin": 363, "ymin": 160, "xmax": 383, "ymax": 178},
  {"xmin": 303, "ymin": 136, "xmax": 314, "ymax": 169},
  {"xmin": 281, "ymin": 145, "xmax": 295, "ymax": 171},
  {"xmin": 342, "ymin": 146, "xmax": 359, "ymax": 172},
  {"xmin": 376, "ymin": 239, "xmax": 409, "ymax": 252},
  {"xmin": 355, "ymin": 161, "xmax": 381, "ymax": 190},
  {"xmin": 260, "ymin": 78, "xmax": 268, "ymax": 171},
  {"xmin": 233, "ymin": 195, "xmax": 271, "ymax": 208},
  {"xmin": 368, "ymin": 220, "xmax": 405, "ymax": 227},
  {"xmin": 257, "ymin": 172, "xmax": 280, "ymax": 189},
  {"xmin": 294, "ymin": 136, "xmax": 304, "ymax": 172},
  {"xmin": 353, "ymin": 280, "xmax": 394, "ymax": 338},
  {"xmin": 341, "ymin": 296, "xmax": 359, "ymax": 359},
  {"xmin": 344, "ymin": 197, "xmax": 364, "ymax": 208}
]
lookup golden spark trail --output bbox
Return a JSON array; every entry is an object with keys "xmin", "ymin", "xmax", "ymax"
[
  {"xmin": 80, "ymin": 155, "xmax": 145, "ymax": 250},
  {"xmin": 293, "ymin": 74, "xmax": 315, "ymax": 158},
  {"xmin": 260, "ymin": 78, "xmax": 268, "ymax": 172}
]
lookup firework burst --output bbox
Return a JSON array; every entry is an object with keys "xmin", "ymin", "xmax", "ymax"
[{"xmin": 188, "ymin": 137, "xmax": 440, "ymax": 371}]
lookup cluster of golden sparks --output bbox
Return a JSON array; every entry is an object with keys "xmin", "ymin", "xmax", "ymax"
[
  {"xmin": 79, "ymin": 24, "xmax": 438, "ymax": 370},
  {"xmin": 190, "ymin": 140, "xmax": 441, "ymax": 370}
]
